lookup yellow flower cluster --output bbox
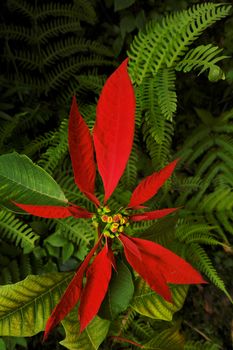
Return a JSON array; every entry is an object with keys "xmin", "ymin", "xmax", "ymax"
[{"xmin": 92, "ymin": 206, "xmax": 129, "ymax": 238}]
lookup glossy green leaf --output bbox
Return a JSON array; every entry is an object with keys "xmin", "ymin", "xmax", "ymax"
[
  {"xmin": 60, "ymin": 312, "xmax": 110, "ymax": 350},
  {"xmin": 0, "ymin": 152, "xmax": 68, "ymax": 212},
  {"xmin": 45, "ymin": 232, "xmax": 68, "ymax": 247},
  {"xmin": 0, "ymin": 272, "xmax": 73, "ymax": 336},
  {"xmin": 131, "ymin": 278, "xmax": 188, "ymax": 320},
  {"xmin": 114, "ymin": 0, "xmax": 135, "ymax": 11},
  {"xmin": 99, "ymin": 260, "xmax": 134, "ymax": 319},
  {"xmin": 0, "ymin": 339, "xmax": 6, "ymax": 350},
  {"xmin": 62, "ymin": 242, "xmax": 74, "ymax": 262}
]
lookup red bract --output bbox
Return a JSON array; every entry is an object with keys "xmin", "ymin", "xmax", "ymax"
[
  {"xmin": 13, "ymin": 59, "xmax": 206, "ymax": 339},
  {"xmin": 93, "ymin": 59, "xmax": 135, "ymax": 203}
]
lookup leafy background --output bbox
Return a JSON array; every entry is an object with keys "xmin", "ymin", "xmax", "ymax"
[{"xmin": 0, "ymin": 0, "xmax": 233, "ymax": 349}]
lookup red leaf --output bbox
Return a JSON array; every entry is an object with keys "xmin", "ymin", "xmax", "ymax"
[
  {"xmin": 12, "ymin": 202, "xmax": 72, "ymax": 218},
  {"xmin": 12, "ymin": 201, "xmax": 93, "ymax": 219},
  {"xmin": 128, "ymin": 159, "xmax": 179, "ymax": 208},
  {"xmin": 128, "ymin": 237, "xmax": 206, "ymax": 285},
  {"xmin": 119, "ymin": 233, "xmax": 142, "ymax": 260},
  {"xmin": 106, "ymin": 239, "xmax": 117, "ymax": 270},
  {"xmin": 78, "ymin": 244, "xmax": 112, "ymax": 332},
  {"xmin": 120, "ymin": 234, "xmax": 171, "ymax": 301},
  {"xmin": 93, "ymin": 59, "xmax": 136, "ymax": 202},
  {"xmin": 130, "ymin": 208, "xmax": 178, "ymax": 222},
  {"xmin": 68, "ymin": 205, "xmax": 94, "ymax": 219},
  {"xmin": 43, "ymin": 237, "xmax": 101, "ymax": 341},
  {"xmin": 69, "ymin": 96, "xmax": 99, "ymax": 206}
]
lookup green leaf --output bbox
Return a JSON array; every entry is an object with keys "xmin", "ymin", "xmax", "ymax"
[
  {"xmin": 45, "ymin": 232, "xmax": 68, "ymax": 247},
  {"xmin": 131, "ymin": 279, "xmax": 188, "ymax": 320},
  {"xmin": 0, "ymin": 272, "xmax": 73, "ymax": 336},
  {"xmin": 99, "ymin": 260, "xmax": 134, "ymax": 319},
  {"xmin": 114, "ymin": 0, "xmax": 135, "ymax": 12},
  {"xmin": 208, "ymin": 65, "xmax": 225, "ymax": 82},
  {"xmin": 60, "ymin": 312, "xmax": 110, "ymax": 350},
  {"xmin": 0, "ymin": 339, "xmax": 6, "ymax": 350},
  {"xmin": 0, "ymin": 152, "xmax": 68, "ymax": 212},
  {"xmin": 62, "ymin": 242, "xmax": 74, "ymax": 262},
  {"xmin": 120, "ymin": 15, "xmax": 136, "ymax": 38}
]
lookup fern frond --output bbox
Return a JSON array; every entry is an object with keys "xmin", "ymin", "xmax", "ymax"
[
  {"xmin": 128, "ymin": 3, "xmax": 231, "ymax": 84},
  {"xmin": 156, "ymin": 68, "xmax": 177, "ymax": 120},
  {"xmin": 186, "ymin": 243, "xmax": 228, "ymax": 296},
  {"xmin": 175, "ymin": 176, "xmax": 203, "ymax": 207},
  {"xmin": 131, "ymin": 319, "xmax": 154, "ymax": 341},
  {"xmin": 142, "ymin": 324, "xmax": 184, "ymax": 350},
  {"xmin": 177, "ymin": 109, "xmax": 233, "ymax": 191},
  {"xmin": 139, "ymin": 76, "xmax": 174, "ymax": 167},
  {"xmin": 42, "ymin": 38, "xmax": 113, "ymax": 67},
  {"xmin": 8, "ymin": 0, "xmax": 34, "ymax": 18},
  {"xmin": 7, "ymin": 72, "xmax": 46, "ymax": 93},
  {"xmin": 46, "ymin": 56, "xmax": 113, "ymax": 91},
  {"xmin": 0, "ymin": 259, "xmax": 20, "ymax": 284},
  {"xmin": 37, "ymin": 18, "xmax": 81, "ymax": 44},
  {"xmin": 0, "ymin": 253, "xmax": 43, "ymax": 284},
  {"xmin": 55, "ymin": 170, "xmax": 96, "ymax": 212},
  {"xmin": 0, "ymin": 114, "xmax": 21, "ymax": 151},
  {"xmin": 4, "ymin": 49, "xmax": 41, "ymax": 70},
  {"xmin": 176, "ymin": 44, "xmax": 228, "ymax": 75},
  {"xmin": 0, "ymin": 24, "xmax": 32, "ymax": 42},
  {"xmin": 184, "ymin": 340, "xmax": 221, "ymax": 350},
  {"xmin": 74, "ymin": 73, "xmax": 107, "ymax": 95},
  {"xmin": 131, "ymin": 219, "xmax": 153, "ymax": 234},
  {"xmin": 143, "ymin": 118, "xmax": 174, "ymax": 168},
  {"xmin": 175, "ymin": 221, "xmax": 224, "ymax": 246},
  {"xmin": 38, "ymin": 119, "xmax": 68, "ymax": 175},
  {"xmin": 121, "ymin": 144, "xmax": 138, "ymax": 190},
  {"xmin": 141, "ymin": 77, "xmax": 166, "ymax": 144},
  {"xmin": 199, "ymin": 188, "xmax": 233, "ymax": 239},
  {"xmin": 0, "ymin": 210, "xmax": 39, "ymax": 251},
  {"xmin": 23, "ymin": 131, "xmax": 54, "ymax": 158},
  {"xmin": 8, "ymin": 0, "xmax": 96, "ymax": 24},
  {"xmin": 55, "ymin": 218, "xmax": 94, "ymax": 246}
]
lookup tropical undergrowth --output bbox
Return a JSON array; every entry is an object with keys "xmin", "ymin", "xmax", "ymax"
[{"xmin": 0, "ymin": 1, "xmax": 232, "ymax": 350}]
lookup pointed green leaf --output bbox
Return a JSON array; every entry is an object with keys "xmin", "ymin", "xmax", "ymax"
[
  {"xmin": 0, "ymin": 153, "xmax": 68, "ymax": 212},
  {"xmin": 0, "ymin": 272, "xmax": 73, "ymax": 336},
  {"xmin": 62, "ymin": 242, "xmax": 74, "ymax": 262},
  {"xmin": 99, "ymin": 260, "xmax": 134, "ymax": 320},
  {"xmin": 131, "ymin": 278, "xmax": 188, "ymax": 320},
  {"xmin": 114, "ymin": 0, "xmax": 135, "ymax": 11},
  {"xmin": 60, "ymin": 313, "xmax": 110, "ymax": 350}
]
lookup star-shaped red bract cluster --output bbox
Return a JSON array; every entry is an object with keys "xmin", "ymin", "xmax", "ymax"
[{"xmin": 14, "ymin": 59, "xmax": 206, "ymax": 339}]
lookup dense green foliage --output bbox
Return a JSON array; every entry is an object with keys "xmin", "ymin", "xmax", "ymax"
[{"xmin": 0, "ymin": 1, "xmax": 232, "ymax": 349}]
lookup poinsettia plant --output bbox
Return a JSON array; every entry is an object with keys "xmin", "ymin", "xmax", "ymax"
[{"xmin": 13, "ymin": 59, "xmax": 206, "ymax": 339}]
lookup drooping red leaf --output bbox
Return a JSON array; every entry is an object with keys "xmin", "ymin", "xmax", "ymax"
[
  {"xmin": 120, "ymin": 234, "xmax": 171, "ymax": 302},
  {"xmin": 128, "ymin": 237, "xmax": 206, "ymax": 285},
  {"xmin": 78, "ymin": 244, "xmax": 112, "ymax": 332},
  {"xmin": 43, "ymin": 237, "xmax": 102, "ymax": 341},
  {"xmin": 13, "ymin": 201, "xmax": 93, "ymax": 219},
  {"xmin": 69, "ymin": 96, "xmax": 99, "ymax": 206},
  {"xmin": 128, "ymin": 159, "xmax": 179, "ymax": 208},
  {"xmin": 12, "ymin": 202, "xmax": 72, "ymax": 218},
  {"xmin": 93, "ymin": 59, "xmax": 136, "ymax": 202},
  {"xmin": 130, "ymin": 208, "xmax": 178, "ymax": 222},
  {"xmin": 68, "ymin": 205, "xmax": 94, "ymax": 218},
  {"xmin": 119, "ymin": 233, "xmax": 142, "ymax": 260}
]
